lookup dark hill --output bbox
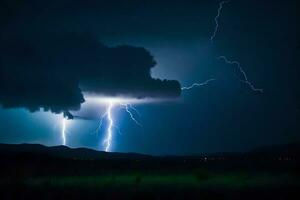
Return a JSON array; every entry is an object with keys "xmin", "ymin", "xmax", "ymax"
[
  {"xmin": 0, "ymin": 142, "xmax": 299, "ymax": 161},
  {"xmin": 0, "ymin": 143, "xmax": 152, "ymax": 160}
]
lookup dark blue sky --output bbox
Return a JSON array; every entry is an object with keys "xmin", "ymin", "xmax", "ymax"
[{"xmin": 0, "ymin": 0, "xmax": 299, "ymax": 155}]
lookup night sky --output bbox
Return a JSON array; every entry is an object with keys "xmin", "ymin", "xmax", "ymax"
[{"xmin": 0, "ymin": 0, "xmax": 299, "ymax": 155}]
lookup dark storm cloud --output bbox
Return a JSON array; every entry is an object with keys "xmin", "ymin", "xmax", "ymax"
[{"xmin": 0, "ymin": 33, "xmax": 181, "ymax": 113}]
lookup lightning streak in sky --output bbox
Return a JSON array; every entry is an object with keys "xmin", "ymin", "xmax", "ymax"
[
  {"xmin": 180, "ymin": 0, "xmax": 230, "ymax": 92},
  {"xmin": 210, "ymin": 0, "xmax": 231, "ymax": 42},
  {"xmin": 61, "ymin": 118, "xmax": 66, "ymax": 145},
  {"xmin": 120, "ymin": 103, "xmax": 142, "ymax": 127},
  {"xmin": 184, "ymin": 1, "xmax": 262, "ymax": 93},
  {"xmin": 97, "ymin": 100, "xmax": 142, "ymax": 152},
  {"xmin": 209, "ymin": 1, "xmax": 263, "ymax": 93},
  {"xmin": 181, "ymin": 79, "xmax": 216, "ymax": 90},
  {"xmin": 94, "ymin": 111, "xmax": 108, "ymax": 135},
  {"xmin": 218, "ymin": 56, "xmax": 263, "ymax": 93},
  {"xmin": 128, "ymin": 104, "xmax": 141, "ymax": 117},
  {"xmin": 103, "ymin": 101, "xmax": 114, "ymax": 152}
]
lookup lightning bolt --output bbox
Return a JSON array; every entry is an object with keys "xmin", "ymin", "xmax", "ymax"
[
  {"xmin": 93, "ymin": 111, "xmax": 108, "ymax": 135},
  {"xmin": 58, "ymin": 0, "xmax": 263, "ymax": 152},
  {"xmin": 102, "ymin": 101, "xmax": 114, "ymax": 152},
  {"xmin": 180, "ymin": 0, "xmax": 230, "ymax": 92},
  {"xmin": 98, "ymin": 100, "xmax": 141, "ymax": 152},
  {"xmin": 128, "ymin": 104, "xmax": 141, "ymax": 117},
  {"xmin": 181, "ymin": 78, "xmax": 216, "ymax": 90},
  {"xmin": 210, "ymin": 0, "xmax": 231, "ymax": 42},
  {"xmin": 61, "ymin": 118, "xmax": 66, "ymax": 145},
  {"xmin": 218, "ymin": 56, "xmax": 263, "ymax": 93},
  {"xmin": 120, "ymin": 103, "xmax": 142, "ymax": 127},
  {"xmin": 183, "ymin": 1, "xmax": 262, "ymax": 93},
  {"xmin": 96, "ymin": 110, "xmax": 122, "ymax": 136},
  {"xmin": 209, "ymin": 1, "xmax": 263, "ymax": 93}
]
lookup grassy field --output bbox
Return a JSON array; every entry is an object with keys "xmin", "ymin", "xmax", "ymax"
[
  {"xmin": 1, "ymin": 170, "xmax": 298, "ymax": 199},
  {"xmin": 5, "ymin": 169, "xmax": 298, "ymax": 189},
  {"xmin": 0, "ymin": 144, "xmax": 299, "ymax": 199}
]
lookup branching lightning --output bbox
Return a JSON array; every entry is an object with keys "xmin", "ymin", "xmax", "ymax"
[
  {"xmin": 95, "ymin": 99, "xmax": 142, "ymax": 152},
  {"xmin": 58, "ymin": 0, "xmax": 264, "ymax": 152},
  {"xmin": 94, "ymin": 111, "xmax": 108, "ymax": 135},
  {"xmin": 128, "ymin": 104, "xmax": 141, "ymax": 117},
  {"xmin": 218, "ymin": 56, "xmax": 263, "ymax": 93},
  {"xmin": 120, "ymin": 103, "xmax": 142, "ymax": 127},
  {"xmin": 180, "ymin": 0, "xmax": 230, "ymax": 92},
  {"xmin": 182, "ymin": 0, "xmax": 262, "ymax": 93},
  {"xmin": 181, "ymin": 79, "xmax": 216, "ymax": 90},
  {"xmin": 210, "ymin": 0, "xmax": 231, "ymax": 42},
  {"xmin": 210, "ymin": 1, "xmax": 263, "ymax": 93}
]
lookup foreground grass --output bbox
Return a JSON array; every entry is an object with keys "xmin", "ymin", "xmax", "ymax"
[{"xmin": 23, "ymin": 171, "xmax": 298, "ymax": 189}]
